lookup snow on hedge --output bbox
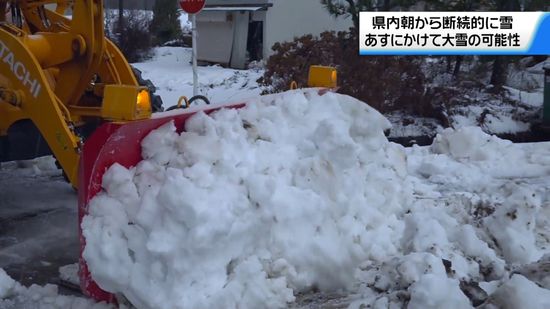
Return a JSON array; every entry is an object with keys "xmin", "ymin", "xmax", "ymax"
[{"xmin": 82, "ymin": 90, "xmax": 550, "ymax": 309}]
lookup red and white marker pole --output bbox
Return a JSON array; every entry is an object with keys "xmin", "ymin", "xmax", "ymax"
[{"xmin": 179, "ymin": 0, "xmax": 206, "ymax": 97}]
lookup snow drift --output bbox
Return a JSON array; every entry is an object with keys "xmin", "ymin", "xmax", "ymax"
[
  {"xmin": 82, "ymin": 90, "xmax": 550, "ymax": 309},
  {"xmin": 82, "ymin": 90, "xmax": 413, "ymax": 308}
]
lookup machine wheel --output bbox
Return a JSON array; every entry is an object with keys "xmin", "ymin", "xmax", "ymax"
[
  {"xmin": 0, "ymin": 137, "xmax": 6, "ymax": 168},
  {"xmin": 55, "ymin": 160, "xmax": 71, "ymax": 184},
  {"xmin": 131, "ymin": 66, "xmax": 164, "ymax": 112}
]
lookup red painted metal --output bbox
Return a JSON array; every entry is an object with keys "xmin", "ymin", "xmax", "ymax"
[
  {"xmin": 179, "ymin": 0, "xmax": 206, "ymax": 14},
  {"xmin": 78, "ymin": 103, "xmax": 245, "ymax": 303}
]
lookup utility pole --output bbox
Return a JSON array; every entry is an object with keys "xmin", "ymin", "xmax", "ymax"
[
  {"xmin": 179, "ymin": 0, "xmax": 206, "ymax": 97},
  {"xmin": 191, "ymin": 14, "xmax": 198, "ymax": 96}
]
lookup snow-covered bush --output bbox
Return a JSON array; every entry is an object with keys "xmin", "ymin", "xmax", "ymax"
[{"xmin": 258, "ymin": 30, "xmax": 428, "ymax": 114}]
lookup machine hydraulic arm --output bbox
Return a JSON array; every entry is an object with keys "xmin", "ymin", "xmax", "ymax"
[{"xmin": 0, "ymin": 0, "xmax": 152, "ymax": 187}]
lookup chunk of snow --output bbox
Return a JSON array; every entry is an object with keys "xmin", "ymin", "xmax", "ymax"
[
  {"xmin": 487, "ymin": 274, "xmax": 550, "ymax": 309},
  {"xmin": 59, "ymin": 263, "xmax": 79, "ymax": 286},
  {"xmin": 431, "ymin": 126, "xmax": 512, "ymax": 161},
  {"xmin": 407, "ymin": 274, "xmax": 471, "ymax": 309},
  {"xmin": 0, "ymin": 269, "xmax": 16, "ymax": 299}
]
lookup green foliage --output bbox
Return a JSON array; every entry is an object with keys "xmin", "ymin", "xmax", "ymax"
[{"xmin": 151, "ymin": 0, "xmax": 183, "ymax": 45}]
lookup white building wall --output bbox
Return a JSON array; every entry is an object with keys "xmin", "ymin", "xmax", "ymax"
[
  {"xmin": 196, "ymin": 12, "xmax": 234, "ymax": 65},
  {"xmin": 263, "ymin": 0, "xmax": 352, "ymax": 57}
]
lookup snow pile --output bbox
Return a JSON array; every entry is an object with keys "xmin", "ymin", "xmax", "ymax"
[
  {"xmin": 431, "ymin": 126, "xmax": 514, "ymax": 161},
  {"xmin": 423, "ymin": 126, "xmax": 548, "ymax": 180},
  {"xmin": 0, "ymin": 268, "xmax": 112, "ymax": 309},
  {"xmin": 132, "ymin": 47, "xmax": 263, "ymax": 107},
  {"xmin": 419, "ymin": 127, "xmax": 549, "ymax": 266},
  {"xmin": 82, "ymin": 90, "xmax": 414, "ymax": 309},
  {"xmin": 384, "ymin": 127, "xmax": 550, "ymax": 308},
  {"xmin": 344, "ymin": 127, "xmax": 549, "ymax": 308},
  {"xmin": 82, "ymin": 90, "xmax": 550, "ymax": 308}
]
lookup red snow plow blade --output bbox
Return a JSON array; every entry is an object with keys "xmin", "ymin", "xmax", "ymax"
[{"xmin": 77, "ymin": 102, "xmax": 244, "ymax": 303}]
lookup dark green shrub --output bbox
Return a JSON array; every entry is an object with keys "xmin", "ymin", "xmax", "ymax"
[{"xmin": 150, "ymin": 0, "xmax": 183, "ymax": 46}]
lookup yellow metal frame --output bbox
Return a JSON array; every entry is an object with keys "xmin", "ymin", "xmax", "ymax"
[
  {"xmin": 289, "ymin": 66, "xmax": 338, "ymax": 90},
  {"xmin": 102, "ymin": 85, "xmax": 151, "ymax": 121},
  {"xmin": 176, "ymin": 96, "xmax": 190, "ymax": 109},
  {"xmin": 0, "ymin": 0, "xmax": 151, "ymax": 187},
  {"xmin": 308, "ymin": 65, "xmax": 338, "ymax": 88}
]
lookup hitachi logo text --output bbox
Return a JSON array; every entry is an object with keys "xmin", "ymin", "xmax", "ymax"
[{"xmin": 0, "ymin": 39, "xmax": 42, "ymax": 98}]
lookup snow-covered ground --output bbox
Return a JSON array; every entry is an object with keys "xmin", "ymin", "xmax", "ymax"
[
  {"xmin": 132, "ymin": 47, "xmax": 264, "ymax": 109},
  {"xmin": 397, "ymin": 57, "xmax": 547, "ymax": 138},
  {"xmin": 0, "ymin": 48, "xmax": 548, "ymax": 308},
  {"xmin": 385, "ymin": 113, "xmax": 442, "ymax": 138},
  {"xmin": 134, "ymin": 47, "xmax": 544, "ymax": 138}
]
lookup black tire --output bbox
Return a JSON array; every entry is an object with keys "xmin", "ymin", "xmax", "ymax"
[
  {"xmin": 131, "ymin": 66, "xmax": 164, "ymax": 112},
  {"xmin": 0, "ymin": 137, "xmax": 6, "ymax": 166},
  {"xmin": 189, "ymin": 95, "xmax": 210, "ymax": 106}
]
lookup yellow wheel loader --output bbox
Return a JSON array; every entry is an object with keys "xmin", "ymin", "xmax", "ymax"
[
  {"xmin": 0, "ymin": 0, "xmax": 337, "ymax": 304},
  {"xmin": 0, "ymin": 0, "xmax": 158, "ymax": 187}
]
